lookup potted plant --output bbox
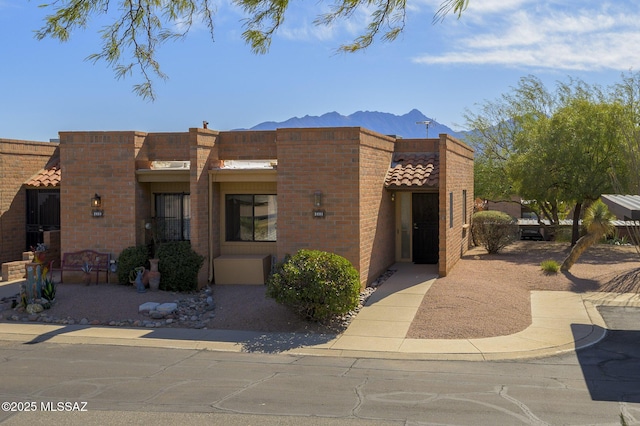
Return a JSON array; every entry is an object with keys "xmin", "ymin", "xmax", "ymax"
[
  {"xmin": 31, "ymin": 243, "xmax": 47, "ymax": 264},
  {"xmin": 145, "ymin": 219, "xmax": 162, "ymax": 290},
  {"xmin": 81, "ymin": 262, "xmax": 93, "ymax": 286}
]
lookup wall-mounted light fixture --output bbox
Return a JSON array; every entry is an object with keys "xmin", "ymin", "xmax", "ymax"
[
  {"xmin": 391, "ymin": 192, "xmax": 396, "ymax": 202},
  {"xmin": 91, "ymin": 193, "xmax": 104, "ymax": 217},
  {"xmin": 91, "ymin": 193, "xmax": 102, "ymax": 209},
  {"xmin": 312, "ymin": 190, "xmax": 325, "ymax": 218}
]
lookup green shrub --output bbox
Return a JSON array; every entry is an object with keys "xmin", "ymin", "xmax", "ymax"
[
  {"xmin": 116, "ymin": 245, "xmax": 149, "ymax": 284},
  {"xmin": 540, "ymin": 259, "xmax": 560, "ymax": 274},
  {"xmin": 553, "ymin": 226, "xmax": 573, "ymax": 242},
  {"xmin": 156, "ymin": 241, "xmax": 205, "ymax": 292},
  {"xmin": 471, "ymin": 211, "xmax": 519, "ymax": 254},
  {"xmin": 266, "ymin": 249, "xmax": 361, "ymax": 322},
  {"xmin": 41, "ymin": 278, "xmax": 57, "ymax": 302}
]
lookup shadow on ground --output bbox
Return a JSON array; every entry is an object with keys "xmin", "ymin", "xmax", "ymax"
[
  {"xmin": 574, "ymin": 306, "xmax": 640, "ymax": 403},
  {"xmin": 21, "ymin": 324, "xmax": 337, "ymax": 354}
]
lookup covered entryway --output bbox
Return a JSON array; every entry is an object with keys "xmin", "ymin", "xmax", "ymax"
[{"xmin": 385, "ymin": 152, "xmax": 440, "ymax": 265}]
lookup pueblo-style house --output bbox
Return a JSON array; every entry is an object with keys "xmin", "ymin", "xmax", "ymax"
[{"xmin": 0, "ymin": 126, "xmax": 473, "ymax": 287}]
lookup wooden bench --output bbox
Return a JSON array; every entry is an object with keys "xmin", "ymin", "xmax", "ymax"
[{"xmin": 59, "ymin": 250, "xmax": 111, "ymax": 284}]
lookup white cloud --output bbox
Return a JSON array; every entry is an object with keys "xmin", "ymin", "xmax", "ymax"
[
  {"xmin": 414, "ymin": 2, "xmax": 640, "ymax": 71},
  {"xmin": 276, "ymin": 3, "xmax": 373, "ymax": 44}
]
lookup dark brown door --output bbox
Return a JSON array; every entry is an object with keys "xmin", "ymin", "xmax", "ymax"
[{"xmin": 412, "ymin": 193, "xmax": 439, "ymax": 264}]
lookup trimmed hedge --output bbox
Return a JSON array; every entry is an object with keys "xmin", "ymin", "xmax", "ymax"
[
  {"xmin": 116, "ymin": 245, "xmax": 149, "ymax": 284},
  {"xmin": 471, "ymin": 211, "xmax": 519, "ymax": 254},
  {"xmin": 266, "ymin": 249, "xmax": 361, "ymax": 322},
  {"xmin": 156, "ymin": 241, "xmax": 204, "ymax": 292}
]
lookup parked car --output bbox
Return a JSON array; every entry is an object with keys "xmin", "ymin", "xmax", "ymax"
[{"xmin": 520, "ymin": 228, "xmax": 544, "ymax": 241}]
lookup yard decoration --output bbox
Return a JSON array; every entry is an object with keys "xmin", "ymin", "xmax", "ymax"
[
  {"xmin": 20, "ymin": 260, "xmax": 57, "ymax": 312},
  {"xmin": 116, "ymin": 245, "xmax": 149, "ymax": 285},
  {"xmin": 144, "ymin": 218, "xmax": 164, "ymax": 290},
  {"xmin": 81, "ymin": 261, "xmax": 93, "ymax": 285}
]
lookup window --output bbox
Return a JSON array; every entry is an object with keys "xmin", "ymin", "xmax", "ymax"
[
  {"xmin": 462, "ymin": 190, "xmax": 467, "ymax": 225},
  {"xmin": 225, "ymin": 194, "xmax": 277, "ymax": 242},
  {"xmin": 449, "ymin": 192, "xmax": 454, "ymax": 228},
  {"xmin": 155, "ymin": 193, "xmax": 190, "ymax": 241}
]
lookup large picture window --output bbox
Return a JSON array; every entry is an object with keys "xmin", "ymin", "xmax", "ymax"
[
  {"xmin": 225, "ymin": 194, "xmax": 277, "ymax": 242},
  {"xmin": 155, "ymin": 193, "xmax": 191, "ymax": 241}
]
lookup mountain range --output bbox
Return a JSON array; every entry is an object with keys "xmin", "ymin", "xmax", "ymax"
[{"xmin": 248, "ymin": 109, "xmax": 464, "ymax": 140}]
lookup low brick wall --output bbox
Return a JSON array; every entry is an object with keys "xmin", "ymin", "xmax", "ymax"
[{"xmin": 1, "ymin": 260, "xmax": 29, "ymax": 282}]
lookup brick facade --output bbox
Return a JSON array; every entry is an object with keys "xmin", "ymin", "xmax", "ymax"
[
  {"xmin": 438, "ymin": 134, "xmax": 475, "ymax": 276},
  {"xmin": 59, "ymin": 132, "xmax": 143, "ymax": 261},
  {"xmin": 2, "ymin": 127, "xmax": 474, "ymax": 288},
  {"xmin": 358, "ymin": 130, "xmax": 396, "ymax": 286},
  {"xmin": 0, "ymin": 139, "xmax": 59, "ymax": 265}
]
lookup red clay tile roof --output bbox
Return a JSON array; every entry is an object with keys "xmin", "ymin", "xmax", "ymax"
[
  {"xmin": 24, "ymin": 156, "xmax": 61, "ymax": 187},
  {"xmin": 384, "ymin": 152, "xmax": 439, "ymax": 188}
]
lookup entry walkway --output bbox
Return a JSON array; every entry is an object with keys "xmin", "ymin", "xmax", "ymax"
[{"xmin": 1, "ymin": 264, "xmax": 640, "ymax": 360}]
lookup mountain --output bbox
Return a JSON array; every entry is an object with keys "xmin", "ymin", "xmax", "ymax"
[{"xmin": 248, "ymin": 109, "xmax": 464, "ymax": 139}]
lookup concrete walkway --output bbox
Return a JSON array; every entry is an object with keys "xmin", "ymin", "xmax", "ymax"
[{"xmin": 1, "ymin": 263, "xmax": 640, "ymax": 360}]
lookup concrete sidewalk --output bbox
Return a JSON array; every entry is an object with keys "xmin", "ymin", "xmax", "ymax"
[{"xmin": 1, "ymin": 263, "xmax": 640, "ymax": 360}]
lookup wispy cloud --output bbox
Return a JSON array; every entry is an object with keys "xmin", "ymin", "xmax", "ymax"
[
  {"xmin": 414, "ymin": 1, "xmax": 640, "ymax": 71},
  {"xmin": 276, "ymin": 3, "xmax": 372, "ymax": 43}
]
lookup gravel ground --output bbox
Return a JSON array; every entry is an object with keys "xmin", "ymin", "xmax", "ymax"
[
  {"xmin": 1, "ymin": 241, "xmax": 639, "ymax": 338},
  {"xmin": 407, "ymin": 241, "xmax": 640, "ymax": 339}
]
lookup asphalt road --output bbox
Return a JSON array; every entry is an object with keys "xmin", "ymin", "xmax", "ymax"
[{"xmin": 0, "ymin": 307, "xmax": 639, "ymax": 425}]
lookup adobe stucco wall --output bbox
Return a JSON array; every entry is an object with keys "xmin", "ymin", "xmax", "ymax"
[
  {"xmin": 486, "ymin": 197, "xmax": 521, "ymax": 218},
  {"xmin": 0, "ymin": 139, "xmax": 59, "ymax": 264},
  {"xmin": 438, "ymin": 134, "xmax": 474, "ymax": 276}
]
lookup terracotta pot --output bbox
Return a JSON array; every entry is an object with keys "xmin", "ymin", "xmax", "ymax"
[{"xmin": 148, "ymin": 259, "xmax": 160, "ymax": 291}]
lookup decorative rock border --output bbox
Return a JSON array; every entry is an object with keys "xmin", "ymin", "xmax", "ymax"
[
  {"xmin": 0, "ymin": 288, "xmax": 216, "ymax": 329},
  {"xmin": 0, "ymin": 270, "xmax": 395, "ymax": 331}
]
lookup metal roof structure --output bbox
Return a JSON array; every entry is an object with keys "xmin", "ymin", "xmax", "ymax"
[{"xmin": 601, "ymin": 194, "xmax": 640, "ymax": 221}]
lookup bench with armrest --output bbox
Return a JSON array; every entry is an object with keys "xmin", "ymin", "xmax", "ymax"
[{"xmin": 59, "ymin": 250, "xmax": 111, "ymax": 284}]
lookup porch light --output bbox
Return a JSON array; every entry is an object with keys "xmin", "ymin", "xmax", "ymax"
[
  {"xmin": 91, "ymin": 194, "xmax": 102, "ymax": 208},
  {"xmin": 314, "ymin": 191, "xmax": 323, "ymax": 207}
]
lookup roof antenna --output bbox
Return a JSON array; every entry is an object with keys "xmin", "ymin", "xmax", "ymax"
[{"xmin": 416, "ymin": 120, "xmax": 431, "ymax": 138}]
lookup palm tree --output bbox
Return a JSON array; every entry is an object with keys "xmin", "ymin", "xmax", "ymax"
[{"xmin": 561, "ymin": 199, "xmax": 615, "ymax": 271}]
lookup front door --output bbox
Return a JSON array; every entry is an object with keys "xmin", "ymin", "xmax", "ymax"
[{"xmin": 412, "ymin": 193, "xmax": 439, "ymax": 264}]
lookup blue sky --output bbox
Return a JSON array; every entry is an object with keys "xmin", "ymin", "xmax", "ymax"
[{"xmin": 1, "ymin": 0, "xmax": 639, "ymax": 141}]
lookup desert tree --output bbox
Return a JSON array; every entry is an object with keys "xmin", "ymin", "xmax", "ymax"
[
  {"xmin": 466, "ymin": 75, "xmax": 629, "ymax": 244},
  {"xmin": 560, "ymin": 199, "xmax": 615, "ymax": 271},
  {"xmin": 542, "ymin": 95, "xmax": 628, "ymax": 245}
]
